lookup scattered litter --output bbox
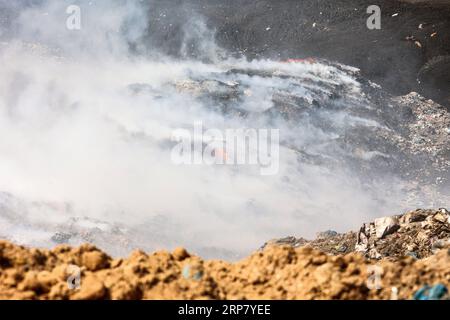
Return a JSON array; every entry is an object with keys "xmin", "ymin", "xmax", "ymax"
[
  {"xmin": 182, "ymin": 264, "xmax": 204, "ymax": 281},
  {"xmin": 413, "ymin": 284, "xmax": 448, "ymax": 300},
  {"xmin": 263, "ymin": 209, "xmax": 450, "ymax": 260},
  {"xmin": 404, "ymin": 36, "xmax": 423, "ymax": 48},
  {"xmin": 391, "ymin": 287, "xmax": 399, "ymax": 300}
]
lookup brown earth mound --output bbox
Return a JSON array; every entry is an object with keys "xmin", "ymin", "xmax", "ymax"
[{"xmin": 0, "ymin": 218, "xmax": 449, "ymax": 300}]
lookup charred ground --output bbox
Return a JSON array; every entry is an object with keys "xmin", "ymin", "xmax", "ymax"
[{"xmin": 142, "ymin": 0, "xmax": 450, "ymax": 108}]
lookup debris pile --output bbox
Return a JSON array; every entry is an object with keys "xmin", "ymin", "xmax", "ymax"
[
  {"xmin": 356, "ymin": 209, "xmax": 450, "ymax": 259},
  {"xmin": 262, "ymin": 233, "xmax": 357, "ymax": 256},
  {"xmin": 393, "ymin": 92, "xmax": 450, "ymax": 182},
  {"xmin": 263, "ymin": 209, "xmax": 450, "ymax": 260}
]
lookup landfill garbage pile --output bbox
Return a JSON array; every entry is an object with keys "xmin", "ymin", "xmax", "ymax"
[
  {"xmin": 0, "ymin": 238, "xmax": 449, "ymax": 300},
  {"xmin": 393, "ymin": 93, "xmax": 450, "ymax": 184},
  {"xmin": 356, "ymin": 208, "xmax": 450, "ymax": 259},
  {"xmin": 0, "ymin": 57, "xmax": 449, "ymax": 259},
  {"xmin": 263, "ymin": 209, "xmax": 450, "ymax": 260},
  {"xmin": 171, "ymin": 63, "xmax": 450, "ymax": 192},
  {"xmin": 134, "ymin": 60, "xmax": 450, "ymax": 192}
]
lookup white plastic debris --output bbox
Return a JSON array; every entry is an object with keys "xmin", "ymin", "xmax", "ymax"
[{"xmin": 374, "ymin": 216, "xmax": 400, "ymax": 239}]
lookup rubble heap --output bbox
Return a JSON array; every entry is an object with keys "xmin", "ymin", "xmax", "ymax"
[
  {"xmin": 356, "ymin": 209, "xmax": 450, "ymax": 259},
  {"xmin": 263, "ymin": 209, "xmax": 450, "ymax": 260},
  {"xmin": 393, "ymin": 92, "xmax": 450, "ymax": 183}
]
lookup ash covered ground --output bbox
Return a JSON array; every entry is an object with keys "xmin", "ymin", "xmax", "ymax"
[{"xmin": 0, "ymin": 0, "xmax": 448, "ymax": 260}]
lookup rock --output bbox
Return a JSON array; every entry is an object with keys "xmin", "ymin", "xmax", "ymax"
[
  {"xmin": 81, "ymin": 251, "xmax": 110, "ymax": 271},
  {"xmin": 72, "ymin": 274, "xmax": 106, "ymax": 300},
  {"xmin": 2, "ymin": 269, "xmax": 22, "ymax": 286},
  {"xmin": 51, "ymin": 264, "xmax": 71, "ymax": 281},
  {"xmin": 18, "ymin": 272, "xmax": 40, "ymax": 292},
  {"xmin": 172, "ymin": 247, "xmax": 190, "ymax": 261},
  {"xmin": 48, "ymin": 282, "xmax": 71, "ymax": 300},
  {"xmin": 109, "ymin": 281, "xmax": 141, "ymax": 300},
  {"xmin": 18, "ymin": 270, "xmax": 56, "ymax": 293},
  {"xmin": 36, "ymin": 271, "xmax": 57, "ymax": 291}
]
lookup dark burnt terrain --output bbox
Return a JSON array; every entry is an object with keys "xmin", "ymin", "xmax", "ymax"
[
  {"xmin": 2, "ymin": 1, "xmax": 449, "ymax": 106},
  {"xmin": 141, "ymin": 0, "xmax": 450, "ymax": 108}
]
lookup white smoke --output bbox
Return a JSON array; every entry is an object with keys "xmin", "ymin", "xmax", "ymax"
[{"xmin": 0, "ymin": 0, "xmax": 428, "ymax": 258}]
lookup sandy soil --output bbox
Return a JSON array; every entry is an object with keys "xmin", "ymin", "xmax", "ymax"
[
  {"xmin": 1, "ymin": 209, "xmax": 450, "ymax": 300},
  {"xmin": 0, "ymin": 239, "xmax": 449, "ymax": 300}
]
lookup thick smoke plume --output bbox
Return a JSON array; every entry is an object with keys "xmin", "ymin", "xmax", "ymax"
[{"xmin": 0, "ymin": 0, "xmax": 434, "ymax": 258}]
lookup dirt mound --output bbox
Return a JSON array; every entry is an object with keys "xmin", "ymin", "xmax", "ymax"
[
  {"xmin": 263, "ymin": 209, "xmax": 450, "ymax": 260},
  {"xmin": 1, "ymin": 217, "xmax": 449, "ymax": 300}
]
